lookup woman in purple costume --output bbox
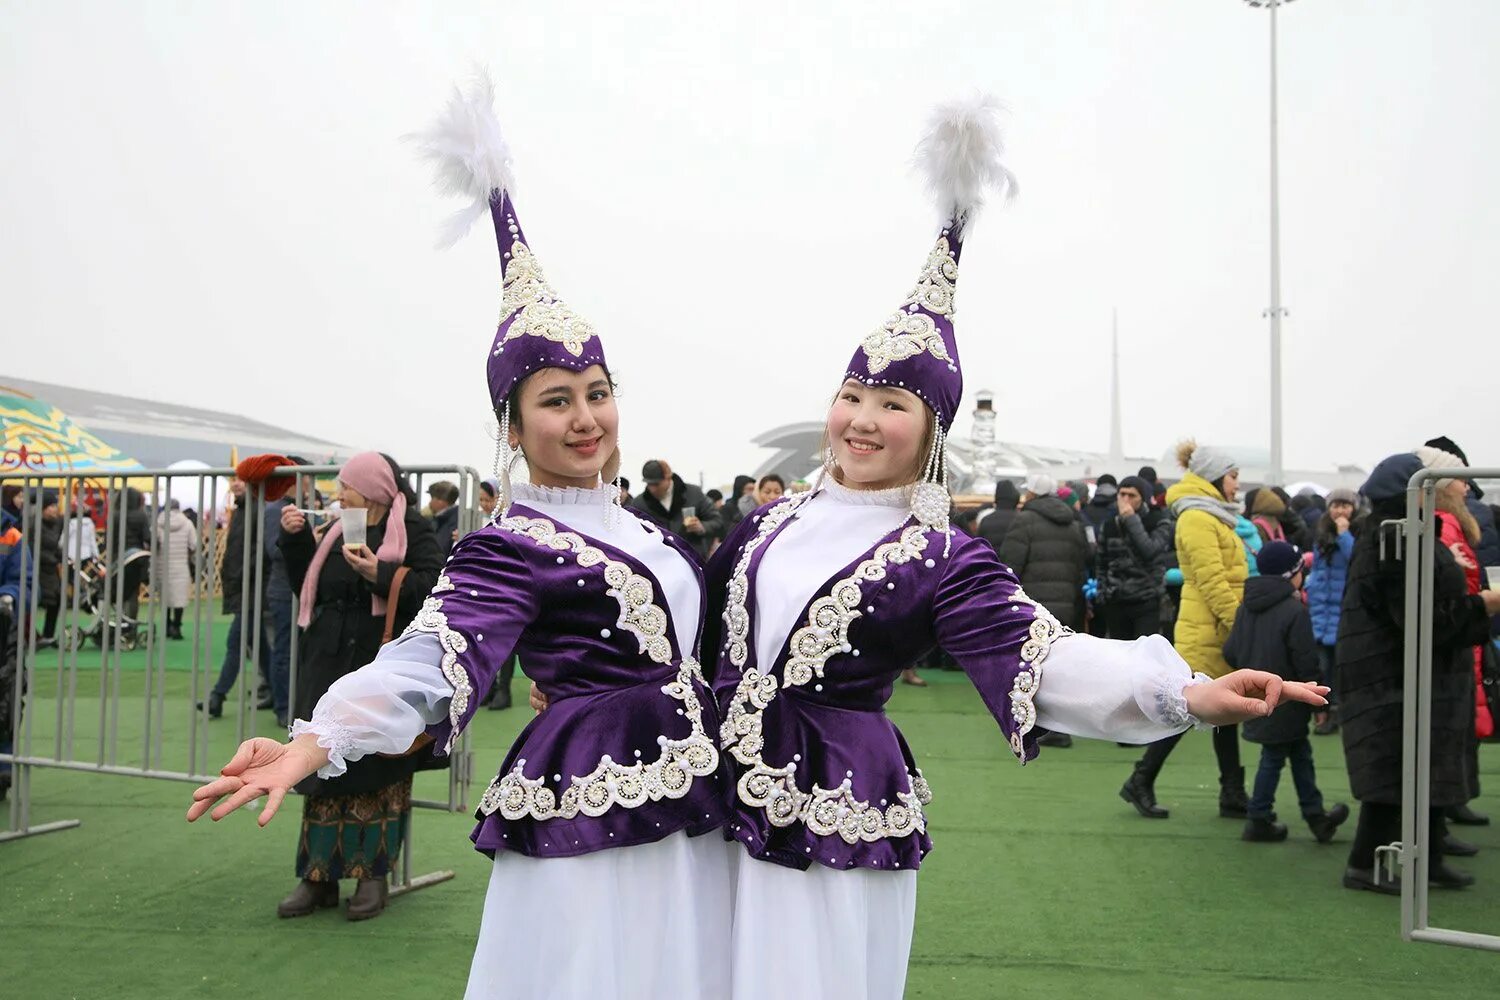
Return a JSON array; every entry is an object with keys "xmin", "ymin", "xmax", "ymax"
[
  {"xmin": 188, "ymin": 77, "xmax": 733, "ymax": 999},
  {"xmin": 703, "ymin": 98, "xmax": 1330, "ymax": 1000}
]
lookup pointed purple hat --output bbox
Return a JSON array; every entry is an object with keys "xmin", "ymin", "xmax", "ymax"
[
  {"xmin": 844, "ymin": 96, "xmax": 1016, "ymax": 433},
  {"xmin": 412, "ymin": 73, "xmax": 607, "ymax": 411}
]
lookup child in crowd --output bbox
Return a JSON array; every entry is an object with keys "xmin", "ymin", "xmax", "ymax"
[{"xmin": 1224, "ymin": 542, "xmax": 1350, "ymax": 843}]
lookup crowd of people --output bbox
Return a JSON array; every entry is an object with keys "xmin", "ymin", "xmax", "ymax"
[
  {"xmin": 953, "ymin": 436, "xmax": 1499, "ymax": 892},
  {"xmin": 0, "ymin": 79, "xmax": 1478, "ymax": 999}
]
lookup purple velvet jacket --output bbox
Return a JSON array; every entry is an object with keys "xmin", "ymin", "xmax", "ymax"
[
  {"xmin": 704, "ymin": 493, "xmax": 1066, "ymax": 873},
  {"xmin": 413, "ymin": 505, "xmax": 731, "ymax": 859}
]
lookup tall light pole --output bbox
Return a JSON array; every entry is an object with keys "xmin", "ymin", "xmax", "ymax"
[{"xmin": 1244, "ymin": 0, "xmax": 1293, "ymax": 485}]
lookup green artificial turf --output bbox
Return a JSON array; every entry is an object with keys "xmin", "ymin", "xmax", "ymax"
[{"xmin": 2, "ymin": 634, "xmax": 1496, "ymax": 999}]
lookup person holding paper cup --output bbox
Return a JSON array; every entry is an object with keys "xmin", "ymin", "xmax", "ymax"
[{"xmin": 269, "ymin": 451, "xmax": 444, "ymax": 920}]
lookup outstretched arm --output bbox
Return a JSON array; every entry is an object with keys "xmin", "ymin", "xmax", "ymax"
[
  {"xmin": 933, "ymin": 539, "xmax": 1325, "ymax": 760},
  {"xmin": 188, "ymin": 529, "xmax": 538, "ymax": 825}
]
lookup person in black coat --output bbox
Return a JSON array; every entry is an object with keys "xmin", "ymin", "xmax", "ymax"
[
  {"xmin": 977, "ymin": 479, "xmax": 1021, "ymax": 555},
  {"xmin": 1080, "ymin": 473, "xmax": 1118, "ymax": 539},
  {"xmin": 1095, "ymin": 475, "xmax": 1174, "ymax": 641},
  {"xmin": 30, "ymin": 489, "xmax": 64, "ymax": 648},
  {"xmin": 427, "ymin": 480, "xmax": 462, "ymax": 560},
  {"xmin": 1335, "ymin": 454, "xmax": 1500, "ymax": 894},
  {"xmin": 205, "ymin": 479, "xmax": 270, "ymax": 715},
  {"xmin": 628, "ymin": 459, "xmax": 722, "ymax": 561},
  {"xmin": 997, "ymin": 475, "xmax": 1090, "ymax": 629},
  {"xmin": 276, "ymin": 452, "xmax": 444, "ymax": 920},
  {"xmin": 111, "ymin": 486, "xmax": 152, "ymax": 635},
  {"xmin": 1224, "ymin": 542, "xmax": 1349, "ymax": 844}
]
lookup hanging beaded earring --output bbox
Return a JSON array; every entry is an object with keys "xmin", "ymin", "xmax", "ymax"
[
  {"xmin": 494, "ymin": 408, "xmax": 514, "ymax": 520},
  {"xmin": 606, "ymin": 439, "xmax": 624, "ymax": 529},
  {"xmin": 910, "ymin": 423, "xmax": 953, "ymax": 557}
]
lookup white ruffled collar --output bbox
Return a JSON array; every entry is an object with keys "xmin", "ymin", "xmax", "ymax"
[
  {"xmin": 512, "ymin": 481, "xmax": 617, "ymax": 507},
  {"xmin": 819, "ymin": 476, "xmax": 914, "ymax": 509}
]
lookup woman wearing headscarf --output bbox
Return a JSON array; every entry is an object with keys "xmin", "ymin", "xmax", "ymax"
[{"xmin": 272, "ymin": 450, "xmax": 443, "ymax": 919}]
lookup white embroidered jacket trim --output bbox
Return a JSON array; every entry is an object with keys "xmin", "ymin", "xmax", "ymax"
[
  {"xmin": 720, "ymin": 515, "xmax": 937, "ymax": 844},
  {"xmin": 463, "ymin": 516, "xmax": 719, "ymax": 822}
]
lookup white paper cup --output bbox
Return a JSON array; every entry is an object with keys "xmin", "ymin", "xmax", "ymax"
[{"xmin": 341, "ymin": 507, "xmax": 367, "ymax": 550}]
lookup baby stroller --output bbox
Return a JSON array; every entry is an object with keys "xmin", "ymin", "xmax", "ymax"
[{"xmin": 63, "ymin": 548, "xmax": 153, "ymax": 652}]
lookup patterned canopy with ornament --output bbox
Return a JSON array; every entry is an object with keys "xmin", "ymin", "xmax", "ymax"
[{"xmin": 0, "ymin": 389, "xmax": 144, "ymax": 481}]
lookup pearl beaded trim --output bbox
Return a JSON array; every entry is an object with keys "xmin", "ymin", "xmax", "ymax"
[{"xmin": 720, "ymin": 516, "xmax": 938, "ymax": 843}]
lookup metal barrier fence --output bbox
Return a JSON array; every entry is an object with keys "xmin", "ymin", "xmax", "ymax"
[
  {"xmin": 0, "ymin": 463, "xmax": 484, "ymax": 899},
  {"xmin": 1378, "ymin": 466, "xmax": 1500, "ymax": 952}
]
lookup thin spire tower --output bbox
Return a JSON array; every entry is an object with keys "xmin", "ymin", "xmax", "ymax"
[{"xmin": 1108, "ymin": 309, "xmax": 1124, "ymax": 466}]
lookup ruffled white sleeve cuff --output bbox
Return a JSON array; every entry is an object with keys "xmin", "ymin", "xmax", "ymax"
[
  {"xmin": 1033, "ymin": 633, "xmax": 1211, "ymax": 744},
  {"xmin": 289, "ymin": 632, "xmax": 456, "ymax": 780}
]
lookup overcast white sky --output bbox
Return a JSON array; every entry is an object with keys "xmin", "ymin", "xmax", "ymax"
[{"xmin": 3, "ymin": 2, "xmax": 1496, "ymax": 486}]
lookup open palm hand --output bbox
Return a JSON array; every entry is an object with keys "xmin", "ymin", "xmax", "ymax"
[{"xmin": 186, "ymin": 737, "xmax": 325, "ymax": 827}]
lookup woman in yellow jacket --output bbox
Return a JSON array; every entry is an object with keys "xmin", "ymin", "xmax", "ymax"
[{"xmin": 1119, "ymin": 441, "xmax": 1250, "ymax": 820}]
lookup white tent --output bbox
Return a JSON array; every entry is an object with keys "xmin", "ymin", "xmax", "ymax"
[{"xmin": 156, "ymin": 459, "xmax": 232, "ymax": 517}]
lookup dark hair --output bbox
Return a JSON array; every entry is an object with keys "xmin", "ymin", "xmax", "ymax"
[
  {"xmin": 378, "ymin": 452, "xmax": 419, "ymax": 507},
  {"xmin": 706, "ymin": 489, "xmax": 724, "ymax": 502},
  {"xmin": 479, "ymin": 480, "xmax": 497, "ymax": 500},
  {"xmin": 618, "ymin": 477, "xmax": 631, "ymax": 493},
  {"xmin": 428, "ymin": 480, "xmax": 461, "ymax": 505},
  {"xmin": 758, "ymin": 474, "xmax": 785, "ymax": 490}
]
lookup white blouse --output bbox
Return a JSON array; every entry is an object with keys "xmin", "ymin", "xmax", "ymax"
[
  {"xmin": 292, "ymin": 482, "xmax": 705, "ymax": 777},
  {"xmin": 747, "ymin": 480, "xmax": 1205, "ymax": 743}
]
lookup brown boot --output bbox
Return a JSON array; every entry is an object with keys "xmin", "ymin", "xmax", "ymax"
[
  {"xmin": 277, "ymin": 879, "xmax": 338, "ymax": 918},
  {"xmin": 346, "ymin": 878, "xmax": 388, "ymax": 921}
]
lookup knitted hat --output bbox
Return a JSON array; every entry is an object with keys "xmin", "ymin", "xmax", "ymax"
[
  {"xmin": 1327, "ymin": 487, "xmax": 1358, "ymax": 507},
  {"xmin": 1119, "ymin": 475, "xmax": 1151, "ymax": 499},
  {"xmin": 1023, "ymin": 472, "xmax": 1057, "ymax": 497},
  {"xmin": 1415, "ymin": 445, "xmax": 1465, "ymax": 491},
  {"xmin": 1256, "ymin": 541, "xmax": 1302, "ymax": 578},
  {"xmin": 1186, "ymin": 444, "xmax": 1236, "ymax": 484},
  {"xmin": 1422, "ymin": 436, "xmax": 1482, "ymax": 499},
  {"xmin": 234, "ymin": 454, "xmax": 296, "ymax": 502}
]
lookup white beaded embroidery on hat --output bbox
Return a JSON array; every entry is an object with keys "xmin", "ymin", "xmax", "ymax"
[{"xmin": 910, "ymin": 424, "xmax": 953, "ymax": 557}]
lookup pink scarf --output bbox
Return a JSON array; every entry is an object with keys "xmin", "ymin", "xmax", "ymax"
[{"xmin": 297, "ymin": 452, "xmax": 409, "ymax": 628}]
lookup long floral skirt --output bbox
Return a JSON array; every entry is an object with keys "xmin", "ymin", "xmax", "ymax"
[{"xmin": 296, "ymin": 777, "xmax": 412, "ymax": 881}]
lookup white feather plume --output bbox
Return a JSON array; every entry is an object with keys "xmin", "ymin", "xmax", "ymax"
[
  {"xmin": 912, "ymin": 93, "xmax": 1017, "ymax": 236},
  {"xmin": 407, "ymin": 70, "xmax": 516, "ymax": 249}
]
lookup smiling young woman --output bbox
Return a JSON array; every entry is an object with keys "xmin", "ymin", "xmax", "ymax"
[
  {"xmin": 824, "ymin": 380, "xmax": 936, "ymax": 491},
  {"xmin": 188, "ymin": 79, "xmax": 732, "ymax": 998},
  {"xmin": 502, "ymin": 366, "xmax": 621, "ymax": 490},
  {"xmin": 701, "ymin": 97, "xmax": 1329, "ymax": 1000}
]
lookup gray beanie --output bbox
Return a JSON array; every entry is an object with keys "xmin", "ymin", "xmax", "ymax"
[
  {"xmin": 1327, "ymin": 487, "xmax": 1358, "ymax": 506},
  {"xmin": 1187, "ymin": 445, "xmax": 1237, "ymax": 484}
]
